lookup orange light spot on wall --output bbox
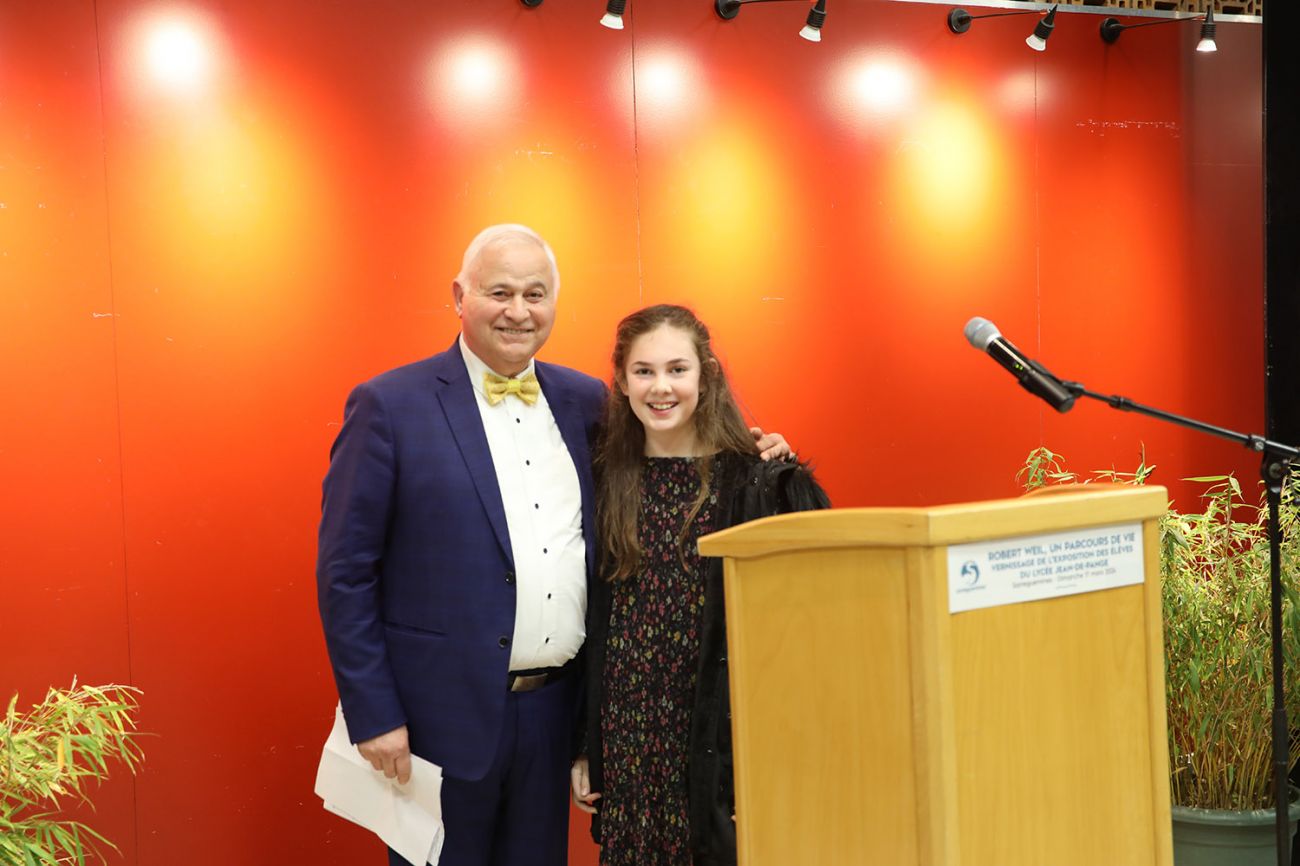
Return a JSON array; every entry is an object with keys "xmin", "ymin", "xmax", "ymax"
[
  {"xmin": 635, "ymin": 46, "xmax": 709, "ymax": 131},
  {"xmin": 124, "ymin": 6, "xmax": 223, "ymax": 97},
  {"xmin": 463, "ymin": 152, "xmax": 590, "ymax": 232},
  {"xmin": 427, "ymin": 36, "xmax": 520, "ymax": 131},
  {"xmin": 659, "ymin": 118, "xmax": 799, "ymax": 298},
  {"xmin": 450, "ymin": 134, "xmax": 616, "ymax": 310},
  {"xmin": 893, "ymin": 99, "xmax": 1009, "ymax": 243},
  {"xmin": 125, "ymin": 92, "xmax": 334, "ymax": 319},
  {"xmin": 829, "ymin": 51, "xmax": 925, "ymax": 131},
  {"xmin": 184, "ymin": 125, "xmax": 305, "ymax": 251},
  {"xmin": 997, "ymin": 69, "xmax": 1040, "ymax": 115}
]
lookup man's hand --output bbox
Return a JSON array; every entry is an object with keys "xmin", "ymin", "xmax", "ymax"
[
  {"xmin": 750, "ymin": 427, "xmax": 793, "ymax": 462},
  {"xmin": 570, "ymin": 756, "xmax": 601, "ymax": 814},
  {"xmin": 358, "ymin": 725, "xmax": 412, "ymax": 785}
]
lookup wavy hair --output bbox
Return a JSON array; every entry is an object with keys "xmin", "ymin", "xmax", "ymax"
[{"xmin": 596, "ymin": 305, "xmax": 757, "ymax": 582}]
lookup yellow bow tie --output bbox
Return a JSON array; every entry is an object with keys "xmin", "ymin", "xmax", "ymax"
[{"xmin": 484, "ymin": 372, "xmax": 540, "ymax": 406}]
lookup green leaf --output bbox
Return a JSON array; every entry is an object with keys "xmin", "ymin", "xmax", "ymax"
[{"xmin": 0, "ymin": 683, "xmax": 143, "ymax": 863}]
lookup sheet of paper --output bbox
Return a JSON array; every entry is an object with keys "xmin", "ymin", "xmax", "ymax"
[{"xmin": 314, "ymin": 704, "xmax": 445, "ymax": 866}]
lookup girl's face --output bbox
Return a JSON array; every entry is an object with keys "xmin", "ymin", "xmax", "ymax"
[{"xmin": 620, "ymin": 324, "xmax": 703, "ymax": 457}]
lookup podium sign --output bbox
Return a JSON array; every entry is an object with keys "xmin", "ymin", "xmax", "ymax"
[{"xmin": 947, "ymin": 520, "xmax": 1145, "ymax": 613}]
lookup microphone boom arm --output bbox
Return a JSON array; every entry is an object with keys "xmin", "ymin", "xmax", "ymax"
[{"xmin": 1060, "ymin": 380, "xmax": 1300, "ymax": 464}]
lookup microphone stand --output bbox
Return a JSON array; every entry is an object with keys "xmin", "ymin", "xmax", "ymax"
[{"xmin": 1061, "ymin": 380, "xmax": 1299, "ymax": 865}]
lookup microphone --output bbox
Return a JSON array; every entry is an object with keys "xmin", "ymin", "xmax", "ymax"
[{"xmin": 964, "ymin": 317, "xmax": 1076, "ymax": 413}]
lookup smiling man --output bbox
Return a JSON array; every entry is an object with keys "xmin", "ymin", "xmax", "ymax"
[{"xmin": 317, "ymin": 224, "xmax": 606, "ymax": 866}]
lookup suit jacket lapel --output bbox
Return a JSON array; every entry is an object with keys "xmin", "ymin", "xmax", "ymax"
[
  {"xmin": 536, "ymin": 363, "xmax": 598, "ymax": 576},
  {"xmin": 433, "ymin": 349, "xmax": 514, "ymax": 567}
]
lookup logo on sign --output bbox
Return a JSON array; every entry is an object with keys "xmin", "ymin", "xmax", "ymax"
[{"xmin": 960, "ymin": 560, "xmax": 981, "ymax": 588}]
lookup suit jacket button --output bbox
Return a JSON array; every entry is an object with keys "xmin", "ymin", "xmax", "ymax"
[
  {"xmin": 505, "ymin": 571, "xmax": 515, "ymax": 584},
  {"xmin": 498, "ymin": 635, "xmax": 510, "ymax": 648}
]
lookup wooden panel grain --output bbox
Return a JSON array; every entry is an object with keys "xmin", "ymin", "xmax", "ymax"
[{"xmin": 726, "ymin": 548, "xmax": 919, "ymax": 866}]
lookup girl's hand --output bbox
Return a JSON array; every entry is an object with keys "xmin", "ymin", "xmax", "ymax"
[{"xmin": 570, "ymin": 757, "xmax": 602, "ymax": 814}]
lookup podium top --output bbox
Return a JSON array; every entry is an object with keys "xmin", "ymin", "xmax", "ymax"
[{"xmin": 697, "ymin": 484, "xmax": 1167, "ymax": 559}]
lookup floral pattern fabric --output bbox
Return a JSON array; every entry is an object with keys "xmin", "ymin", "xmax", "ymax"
[{"xmin": 599, "ymin": 456, "xmax": 719, "ymax": 866}]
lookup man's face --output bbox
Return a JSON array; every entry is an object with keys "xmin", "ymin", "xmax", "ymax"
[{"xmin": 453, "ymin": 238, "xmax": 557, "ymax": 376}]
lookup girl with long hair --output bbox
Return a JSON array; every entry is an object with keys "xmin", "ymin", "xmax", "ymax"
[{"xmin": 571, "ymin": 304, "xmax": 829, "ymax": 866}]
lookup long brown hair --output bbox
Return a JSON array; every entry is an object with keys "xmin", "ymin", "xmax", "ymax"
[{"xmin": 596, "ymin": 304, "xmax": 757, "ymax": 582}]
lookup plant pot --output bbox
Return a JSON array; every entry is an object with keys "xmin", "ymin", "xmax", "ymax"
[{"xmin": 1172, "ymin": 790, "xmax": 1300, "ymax": 866}]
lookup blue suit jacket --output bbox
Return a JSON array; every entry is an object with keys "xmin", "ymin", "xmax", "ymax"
[{"xmin": 316, "ymin": 343, "xmax": 606, "ymax": 781}]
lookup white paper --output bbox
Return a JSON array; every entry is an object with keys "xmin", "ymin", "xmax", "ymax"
[
  {"xmin": 947, "ymin": 521, "xmax": 1145, "ymax": 613},
  {"xmin": 314, "ymin": 705, "xmax": 445, "ymax": 866}
]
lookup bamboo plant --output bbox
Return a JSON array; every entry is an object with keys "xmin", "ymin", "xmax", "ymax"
[
  {"xmin": 0, "ymin": 683, "xmax": 143, "ymax": 865},
  {"xmin": 1019, "ymin": 446, "xmax": 1300, "ymax": 810}
]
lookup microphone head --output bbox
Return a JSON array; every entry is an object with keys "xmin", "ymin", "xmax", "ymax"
[{"xmin": 963, "ymin": 316, "xmax": 1001, "ymax": 351}]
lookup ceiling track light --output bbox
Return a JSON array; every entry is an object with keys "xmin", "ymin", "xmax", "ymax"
[
  {"xmin": 600, "ymin": 0, "xmax": 627, "ymax": 30},
  {"xmin": 1025, "ymin": 5, "xmax": 1058, "ymax": 51},
  {"xmin": 1198, "ymin": 7, "xmax": 1217, "ymax": 52},
  {"xmin": 1100, "ymin": 6, "xmax": 1217, "ymax": 53},
  {"xmin": 520, "ymin": 0, "xmax": 542, "ymax": 6},
  {"xmin": 948, "ymin": 4, "xmax": 1058, "ymax": 51},
  {"xmin": 715, "ymin": 0, "xmax": 828, "ymax": 43},
  {"xmin": 800, "ymin": 0, "xmax": 827, "ymax": 42}
]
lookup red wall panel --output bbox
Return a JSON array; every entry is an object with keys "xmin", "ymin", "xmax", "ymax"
[
  {"xmin": 0, "ymin": 2, "xmax": 137, "ymax": 861},
  {"xmin": 0, "ymin": 2, "xmax": 1264, "ymax": 865}
]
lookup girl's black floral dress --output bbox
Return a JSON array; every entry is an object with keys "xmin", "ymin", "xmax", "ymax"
[{"xmin": 598, "ymin": 456, "xmax": 720, "ymax": 866}]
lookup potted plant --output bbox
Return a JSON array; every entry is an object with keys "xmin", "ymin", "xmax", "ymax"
[
  {"xmin": 1019, "ymin": 447, "xmax": 1300, "ymax": 865},
  {"xmin": 1, "ymin": 682, "xmax": 143, "ymax": 865}
]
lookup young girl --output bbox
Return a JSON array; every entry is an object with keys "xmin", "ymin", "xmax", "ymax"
[{"xmin": 571, "ymin": 304, "xmax": 829, "ymax": 866}]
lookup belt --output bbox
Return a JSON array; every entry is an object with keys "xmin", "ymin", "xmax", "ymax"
[{"xmin": 508, "ymin": 659, "xmax": 576, "ymax": 693}]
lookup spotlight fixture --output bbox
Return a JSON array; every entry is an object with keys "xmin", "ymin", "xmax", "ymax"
[
  {"xmin": 600, "ymin": 0, "xmax": 626, "ymax": 29},
  {"xmin": 799, "ymin": 0, "xmax": 827, "ymax": 42},
  {"xmin": 1099, "ymin": 5, "xmax": 1217, "ymax": 53},
  {"xmin": 947, "ymin": 5, "xmax": 1058, "ymax": 50},
  {"xmin": 1197, "ymin": 7, "xmax": 1217, "ymax": 53},
  {"xmin": 520, "ymin": 0, "xmax": 542, "ymax": 6},
  {"xmin": 1025, "ymin": 4, "xmax": 1058, "ymax": 52},
  {"xmin": 715, "ymin": 0, "xmax": 828, "ymax": 42}
]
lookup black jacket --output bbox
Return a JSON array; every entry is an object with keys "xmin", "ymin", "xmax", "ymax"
[{"xmin": 582, "ymin": 452, "xmax": 830, "ymax": 866}]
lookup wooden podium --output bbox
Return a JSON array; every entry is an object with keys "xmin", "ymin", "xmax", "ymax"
[{"xmin": 697, "ymin": 485, "xmax": 1173, "ymax": 866}]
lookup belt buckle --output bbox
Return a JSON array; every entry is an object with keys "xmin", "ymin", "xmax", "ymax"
[{"xmin": 510, "ymin": 673, "xmax": 548, "ymax": 693}]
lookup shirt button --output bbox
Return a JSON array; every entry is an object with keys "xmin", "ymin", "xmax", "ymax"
[
  {"xmin": 525, "ymin": 459, "xmax": 531, "ymax": 466},
  {"xmin": 545, "ymin": 637, "xmax": 550, "ymax": 644},
  {"xmin": 547, "ymin": 593, "xmax": 552, "ymax": 600},
  {"xmin": 542, "ymin": 547, "xmax": 548, "ymax": 554},
  {"xmin": 498, "ymin": 636, "xmax": 510, "ymax": 648},
  {"xmin": 534, "ymin": 503, "xmax": 539, "ymax": 510}
]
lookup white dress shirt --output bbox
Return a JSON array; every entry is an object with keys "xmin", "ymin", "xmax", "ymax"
[{"xmin": 458, "ymin": 337, "xmax": 587, "ymax": 671}]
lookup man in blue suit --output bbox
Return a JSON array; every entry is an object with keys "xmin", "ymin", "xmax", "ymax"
[{"xmin": 317, "ymin": 224, "xmax": 605, "ymax": 866}]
